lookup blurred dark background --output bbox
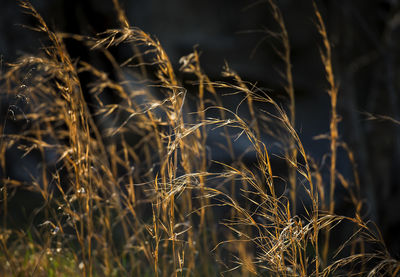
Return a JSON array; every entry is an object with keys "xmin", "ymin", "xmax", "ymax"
[{"xmin": 1, "ymin": 0, "xmax": 400, "ymax": 257}]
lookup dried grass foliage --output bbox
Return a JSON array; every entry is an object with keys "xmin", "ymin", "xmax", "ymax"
[{"xmin": 1, "ymin": 1, "xmax": 399, "ymax": 276}]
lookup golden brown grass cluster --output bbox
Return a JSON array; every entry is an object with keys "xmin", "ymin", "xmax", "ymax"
[{"xmin": 1, "ymin": 1, "xmax": 399, "ymax": 276}]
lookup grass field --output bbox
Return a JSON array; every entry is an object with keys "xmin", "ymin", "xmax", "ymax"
[{"xmin": 1, "ymin": 1, "xmax": 399, "ymax": 276}]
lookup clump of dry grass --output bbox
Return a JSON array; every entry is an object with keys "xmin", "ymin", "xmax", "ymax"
[{"xmin": 1, "ymin": 1, "xmax": 399, "ymax": 276}]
